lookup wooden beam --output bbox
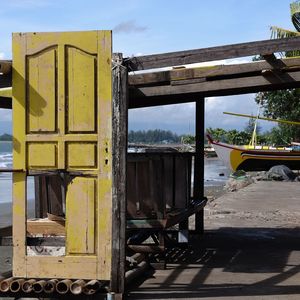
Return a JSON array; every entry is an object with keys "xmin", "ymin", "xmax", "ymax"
[
  {"xmin": 129, "ymin": 57, "xmax": 300, "ymax": 86},
  {"xmin": 111, "ymin": 53, "xmax": 128, "ymax": 294},
  {"xmin": 126, "ymin": 37, "xmax": 300, "ymax": 70},
  {"xmin": 129, "ymin": 69, "xmax": 300, "ymax": 108}
]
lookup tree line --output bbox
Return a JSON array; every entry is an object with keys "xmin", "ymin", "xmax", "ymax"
[
  {"xmin": 0, "ymin": 134, "xmax": 12, "ymax": 141},
  {"xmin": 128, "ymin": 129, "xmax": 182, "ymax": 144}
]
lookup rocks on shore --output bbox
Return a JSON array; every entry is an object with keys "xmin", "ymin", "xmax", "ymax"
[{"xmin": 225, "ymin": 165, "xmax": 299, "ymax": 192}]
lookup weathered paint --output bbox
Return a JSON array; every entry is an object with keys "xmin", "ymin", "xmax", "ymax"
[{"xmin": 12, "ymin": 30, "xmax": 112, "ymax": 280}]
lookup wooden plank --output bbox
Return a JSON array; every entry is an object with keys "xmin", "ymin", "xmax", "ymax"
[
  {"xmin": 163, "ymin": 156, "xmax": 174, "ymax": 210},
  {"xmin": 129, "ymin": 70, "xmax": 170, "ymax": 85},
  {"xmin": 47, "ymin": 176, "xmax": 64, "ymax": 216},
  {"xmin": 25, "ymin": 256, "xmax": 97, "ymax": 279},
  {"xmin": 127, "ymin": 161, "xmax": 138, "ymax": 218},
  {"xmin": 12, "ymin": 32, "xmax": 27, "ymax": 277},
  {"xmin": 174, "ymin": 156, "xmax": 188, "ymax": 209},
  {"xmin": 150, "ymin": 157, "xmax": 164, "ymax": 218},
  {"xmin": 66, "ymin": 177, "xmax": 95, "ymax": 254},
  {"xmin": 137, "ymin": 160, "xmax": 153, "ymax": 218},
  {"xmin": 27, "ymin": 219, "xmax": 65, "ymax": 236},
  {"xmin": 126, "ymin": 37, "xmax": 300, "ymax": 70},
  {"xmin": 129, "ymin": 57, "xmax": 300, "ymax": 86},
  {"xmin": 111, "ymin": 53, "xmax": 128, "ymax": 294},
  {"xmin": 129, "ymin": 69, "xmax": 300, "ymax": 108}
]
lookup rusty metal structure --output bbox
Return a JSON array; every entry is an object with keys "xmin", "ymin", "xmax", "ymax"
[{"xmin": 1, "ymin": 30, "xmax": 300, "ymax": 299}]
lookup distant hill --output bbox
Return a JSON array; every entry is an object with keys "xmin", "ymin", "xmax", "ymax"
[{"xmin": 0, "ymin": 133, "xmax": 12, "ymax": 141}]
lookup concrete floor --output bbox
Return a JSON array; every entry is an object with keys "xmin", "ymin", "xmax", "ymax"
[{"xmin": 127, "ymin": 181, "xmax": 300, "ymax": 300}]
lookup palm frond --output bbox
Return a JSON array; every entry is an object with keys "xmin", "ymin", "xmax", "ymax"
[
  {"xmin": 270, "ymin": 26, "xmax": 300, "ymax": 39},
  {"xmin": 291, "ymin": 1, "xmax": 300, "ymax": 32},
  {"xmin": 291, "ymin": 1, "xmax": 300, "ymax": 17},
  {"xmin": 270, "ymin": 26, "xmax": 300, "ymax": 57}
]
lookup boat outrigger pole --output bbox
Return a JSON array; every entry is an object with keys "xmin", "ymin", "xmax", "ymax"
[{"xmin": 223, "ymin": 111, "xmax": 300, "ymax": 126}]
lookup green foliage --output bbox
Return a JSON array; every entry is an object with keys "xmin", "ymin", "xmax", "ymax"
[
  {"xmin": 128, "ymin": 129, "xmax": 181, "ymax": 144},
  {"xmin": 0, "ymin": 134, "xmax": 12, "ymax": 141},
  {"xmin": 207, "ymin": 127, "xmax": 252, "ymax": 145},
  {"xmin": 206, "ymin": 127, "xmax": 227, "ymax": 142},
  {"xmin": 255, "ymin": 89, "xmax": 300, "ymax": 143},
  {"xmin": 181, "ymin": 134, "xmax": 195, "ymax": 144},
  {"xmin": 254, "ymin": 2, "xmax": 300, "ymax": 144},
  {"xmin": 244, "ymin": 118, "xmax": 261, "ymax": 135}
]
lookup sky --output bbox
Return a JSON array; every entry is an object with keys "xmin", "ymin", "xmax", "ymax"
[{"xmin": 0, "ymin": 0, "xmax": 296, "ymax": 134}]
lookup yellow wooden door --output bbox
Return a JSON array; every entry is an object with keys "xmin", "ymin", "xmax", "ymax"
[{"xmin": 12, "ymin": 31, "xmax": 112, "ymax": 280}]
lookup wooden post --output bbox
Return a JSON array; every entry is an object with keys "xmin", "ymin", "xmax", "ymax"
[
  {"xmin": 111, "ymin": 53, "xmax": 128, "ymax": 296},
  {"xmin": 194, "ymin": 98, "xmax": 205, "ymax": 234}
]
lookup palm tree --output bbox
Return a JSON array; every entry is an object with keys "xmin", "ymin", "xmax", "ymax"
[{"xmin": 271, "ymin": 1, "xmax": 300, "ymax": 56}]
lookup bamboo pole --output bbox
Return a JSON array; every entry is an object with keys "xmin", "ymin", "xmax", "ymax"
[
  {"xmin": 83, "ymin": 279, "xmax": 101, "ymax": 295},
  {"xmin": 44, "ymin": 279, "xmax": 58, "ymax": 294},
  {"xmin": 22, "ymin": 279, "xmax": 36, "ymax": 293},
  {"xmin": 56, "ymin": 279, "xmax": 73, "ymax": 294},
  {"xmin": 0, "ymin": 277, "xmax": 14, "ymax": 292},
  {"xmin": 33, "ymin": 280, "xmax": 47, "ymax": 293},
  {"xmin": 10, "ymin": 278, "xmax": 25, "ymax": 292},
  {"xmin": 70, "ymin": 279, "xmax": 86, "ymax": 295}
]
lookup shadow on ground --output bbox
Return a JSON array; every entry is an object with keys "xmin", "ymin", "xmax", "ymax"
[{"xmin": 127, "ymin": 227, "xmax": 300, "ymax": 299}]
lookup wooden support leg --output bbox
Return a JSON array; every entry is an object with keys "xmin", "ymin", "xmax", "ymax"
[
  {"xmin": 195, "ymin": 210, "xmax": 204, "ymax": 234},
  {"xmin": 110, "ymin": 53, "xmax": 128, "ymax": 295},
  {"xmin": 193, "ymin": 99, "xmax": 205, "ymax": 235},
  {"xmin": 107, "ymin": 292, "xmax": 123, "ymax": 300},
  {"xmin": 150, "ymin": 232, "xmax": 166, "ymax": 270}
]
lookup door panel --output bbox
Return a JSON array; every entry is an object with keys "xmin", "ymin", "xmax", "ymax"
[
  {"xmin": 66, "ymin": 177, "xmax": 96, "ymax": 255},
  {"xmin": 27, "ymin": 48, "xmax": 57, "ymax": 133},
  {"xmin": 67, "ymin": 47, "xmax": 97, "ymax": 133}
]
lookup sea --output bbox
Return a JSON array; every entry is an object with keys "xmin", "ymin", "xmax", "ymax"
[
  {"xmin": 0, "ymin": 141, "xmax": 13, "ymax": 204},
  {"xmin": 0, "ymin": 142, "xmax": 230, "ymax": 204}
]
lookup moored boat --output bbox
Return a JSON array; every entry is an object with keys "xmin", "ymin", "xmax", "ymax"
[{"xmin": 206, "ymin": 134, "xmax": 300, "ymax": 171}]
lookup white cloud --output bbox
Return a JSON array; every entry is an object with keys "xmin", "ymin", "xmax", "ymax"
[
  {"xmin": 113, "ymin": 20, "xmax": 147, "ymax": 34},
  {"xmin": 129, "ymin": 94, "xmax": 274, "ymax": 134}
]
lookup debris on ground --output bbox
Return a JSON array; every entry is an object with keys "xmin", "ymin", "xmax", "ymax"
[{"xmin": 225, "ymin": 170, "xmax": 254, "ymax": 192}]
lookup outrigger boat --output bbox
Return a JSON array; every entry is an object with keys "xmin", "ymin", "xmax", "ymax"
[
  {"xmin": 207, "ymin": 134, "xmax": 300, "ymax": 171},
  {"xmin": 207, "ymin": 112, "xmax": 300, "ymax": 171}
]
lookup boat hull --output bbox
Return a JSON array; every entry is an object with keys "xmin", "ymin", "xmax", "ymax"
[{"xmin": 208, "ymin": 135, "xmax": 300, "ymax": 171}]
